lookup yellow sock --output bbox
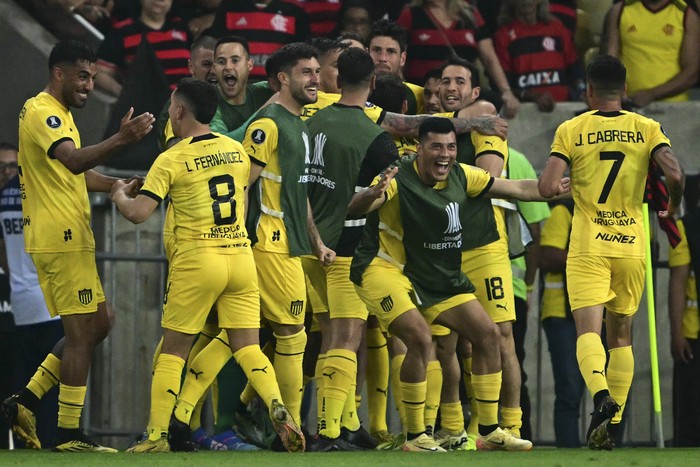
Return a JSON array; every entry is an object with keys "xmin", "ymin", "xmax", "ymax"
[
  {"xmin": 425, "ymin": 360, "xmax": 442, "ymax": 430},
  {"xmin": 440, "ymin": 401, "xmax": 465, "ymax": 433},
  {"xmin": 240, "ymin": 381, "xmax": 257, "ymax": 406},
  {"xmin": 57, "ymin": 384, "xmax": 86, "ymax": 429},
  {"xmin": 577, "ymin": 332, "xmax": 608, "ymax": 397},
  {"xmin": 607, "ymin": 346, "xmax": 634, "ymax": 424},
  {"xmin": 400, "ymin": 380, "xmax": 427, "ymax": 436},
  {"xmin": 27, "ymin": 353, "xmax": 61, "ymax": 399},
  {"xmin": 315, "ymin": 354, "xmax": 327, "ymax": 432},
  {"xmin": 462, "ymin": 357, "xmax": 478, "ymax": 436},
  {"xmin": 234, "ymin": 345, "xmax": 282, "ymax": 409},
  {"xmin": 390, "ymin": 354, "xmax": 406, "ymax": 429},
  {"xmin": 471, "ymin": 371, "xmax": 501, "ymax": 428},
  {"xmin": 319, "ymin": 349, "xmax": 356, "ymax": 439},
  {"xmin": 176, "ymin": 333, "xmax": 231, "ymax": 425},
  {"xmin": 500, "ymin": 406, "xmax": 523, "ymax": 437},
  {"xmin": 185, "ymin": 332, "xmax": 216, "ymax": 430},
  {"xmin": 366, "ymin": 328, "xmax": 389, "ymax": 433},
  {"xmin": 274, "ymin": 330, "xmax": 306, "ymax": 424},
  {"xmin": 342, "ymin": 381, "xmax": 360, "ymax": 432},
  {"xmin": 148, "ymin": 353, "xmax": 185, "ymax": 440},
  {"xmin": 150, "ymin": 337, "xmax": 163, "ymax": 375}
]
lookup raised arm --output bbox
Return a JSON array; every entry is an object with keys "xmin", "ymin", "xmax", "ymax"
[
  {"xmin": 53, "ymin": 108, "xmax": 154, "ymax": 174},
  {"xmin": 380, "ymin": 112, "xmax": 507, "ymax": 140},
  {"xmin": 347, "ymin": 166, "xmax": 398, "ymax": 216}
]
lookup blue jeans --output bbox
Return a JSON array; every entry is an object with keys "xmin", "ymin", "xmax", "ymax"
[{"xmin": 542, "ymin": 317, "xmax": 585, "ymax": 447}]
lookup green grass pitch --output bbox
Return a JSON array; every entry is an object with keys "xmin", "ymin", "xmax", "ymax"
[{"xmin": 2, "ymin": 448, "xmax": 699, "ymax": 466}]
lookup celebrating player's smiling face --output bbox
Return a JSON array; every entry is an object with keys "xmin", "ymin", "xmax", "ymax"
[
  {"xmin": 416, "ymin": 131, "xmax": 458, "ymax": 186},
  {"xmin": 439, "ymin": 65, "xmax": 480, "ymax": 112},
  {"xmin": 286, "ymin": 58, "xmax": 321, "ymax": 106},
  {"xmin": 59, "ymin": 60, "xmax": 97, "ymax": 109},
  {"xmin": 215, "ymin": 41, "xmax": 253, "ymax": 104}
]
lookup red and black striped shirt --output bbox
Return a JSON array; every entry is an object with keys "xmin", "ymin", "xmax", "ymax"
[
  {"xmin": 493, "ymin": 18, "xmax": 578, "ymax": 101},
  {"xmin": 97, "ymin": 17, "xmax": 191, "ymax": 90},
  {"xmin": 397, "ymin": 6, "xmax": 487, "ymax": 85},
  {"xmin": 211, "ymin": 0, "xmax": 311, "ymax": 81},
  {"xmin": 284, "ymin": 0, "xmax": 341, "ymax": 37}
]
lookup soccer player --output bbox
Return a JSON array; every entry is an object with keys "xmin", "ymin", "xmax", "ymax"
[
  {"xmin": 112, "ymin": 78, "xmax": 304, "ymax": 453},
  {"xmin": 208, "ymin": 36, "xmax": 276, "ymax": 134},
  {"xmin": 538, "ymin": 54, "xmax": 684, "ymax": 450},
  {"xmin": 350, "ymin": 117, "xmax": 564, "ymax": 452},
  {"xmin": 367, "ymin": 19, "xmax": 425, "ymax": 115},
  {"xmin": 305, "ymin": 47, "xmax": 399, "ymax": 451},
  {"xmin": 0, "ymin": 40, "xmax": 154, "ymax": 452},
  {"xmin": 438, "ymin": 56, "xmax": 527, "ymax": 445},
  {"xmin": 244, "ymin": 43, "xmax": 334, "ymax": 427}
]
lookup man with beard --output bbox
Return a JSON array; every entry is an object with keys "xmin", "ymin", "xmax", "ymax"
[{"xmin": 1, "ymin": 40, "xmax": 154, "ymax": 452}]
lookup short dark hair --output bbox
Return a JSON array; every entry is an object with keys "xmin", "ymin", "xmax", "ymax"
[
  {"xmin": 48, "ymin": 40, "xmax": 97, "ymax": 71},
  {"xmin": 308, "ymin": 37, "xmax": 347, "ymax": 60},
  {"xmin": 338, "ymin": 47, "xmax": 375, "ymax": 88},
  {"xmin": 424, "ymin": 67, "xmax": 442, "ymax": 84},
  {"xmin": 174, "ymin": 78, "xmax": 219, "ymax": 124},
  {"xmin": 337, "ymin": 32, "xmax": 367, "ymax": 48},
  {"xmin": 587, "ymin": 54, "xmax": 626, "ymax": 98},
  {"xmin": 439, "ymin": 57, "xmax": 480, "ymax": 88},
  {"xmin": 418, "ymin": 117, "xmax": 456, "ymax": 144},
  {"xmin": 0, "ymin": 142, "xmax": 18, "ymax": 152},
  {"xmin": 368, "ymin": 74, "xmax": 405, "ymax": 114},
  {"xmin": 270, "ymin": 42, "xmax": 318, "ymax": 75},
  {"xmin": 367, "ymin": 19, "xmax": 408, "ymax": 53},
  {"xmin": 191, "ymin": 35, "xmax": 217, "ymax": 54},
  {"xmin": 215, "ymin": 36, "xmax": 251, "ymax": 57}
]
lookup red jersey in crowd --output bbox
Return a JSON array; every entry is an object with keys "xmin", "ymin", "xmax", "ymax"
[{"xmin": 284, "ymin": 0, "xmax": 341, "ymax": 37}]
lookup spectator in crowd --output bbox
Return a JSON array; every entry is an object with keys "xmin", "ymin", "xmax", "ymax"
[
  {"xmin": 97, "ymin": 0, "xmax": 192, "ymax": 97},
  {"xmin": 493, "ymin": 0, "xmax": 583, "ymax": 113},
  {"xmin": 668, "ymin": 175, "xmax": 700, "ymax": 447},
  {"xmin": 602, "ymin": 0, "xmax": 700, "ymax": 107},
  {"xmin": 59, "ymin": 0, "xmax": 115, "ymax": 33},
  {"xmin": 210, "ymin": 0, "xmax": 311, "ymax": 81},
  {"xmin": 539, "ymin": 199, "xmax": 586, "ymax": 447},
  {"xmin": 0, "ymin": 143, "xmax": 64, "ymax": 449},
  {"xmin": 287, "ymin": 0, "xmax": 343, "ymax": 38},
  {"xmin": 338, "ymin": 32, "xmax": 367, "ymax": 50},
  {"xmin": 396, "ymin": 0, "xmax": 520, "ymax": 118},
  {"xmin": 332, "ymin": 0, "xmax": 374, "ymax": 41}
]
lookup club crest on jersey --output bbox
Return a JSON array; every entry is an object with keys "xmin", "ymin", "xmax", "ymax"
[
  {"xmin": 290, "ymin": 299, "xmax": 304, "ymax": 316},
  {"xmin": 443, "ymin": 202, "xmax": 462, "ymax": 234},
  {"xmin": 78, "ymin": 288, "xmax": 93, "ymax": 305},
  {"xmin": 46, "ymin": 116, "xmax": 62, "ymax": 129},
  {"xmin": 252, "ymin": 129, "xmax": 266, "ymax": 144},
  {"xmin": 380, "ymin": 295, "xmax": 394, "ymax": 312}
]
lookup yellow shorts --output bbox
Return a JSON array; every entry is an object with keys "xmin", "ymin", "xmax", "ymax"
[
  {"xmin": 302, "ymin": 256, "xmax": 328, "ymax": 314},
  {"xmin": 354, "ymin": 258, "xmax": 416, "ymax": 331},
  {"xmin": 327, "ymin": 257, "xmax": 368, "ymax": 320},
  {"xmin": 31, "ymin": 251, "xmax": 105, "ymax": 317},
  {"xmin": 567, "ymin": 255, "xmax": 645, "ymax": 315},
  {"xmin": 163, "ymin": 230, "xmax": 176, "ymax": 264},
  {"xmin": 423, "ymin": 293, "xmax": 478, "ymax": 330},
  {"xmin": 254, "ymin": 249, "xmax": 306, "ymax": 325},
  {"xmin": 163, "ymin": 249, "xmax": 260, "ymax": 333},
  {"xmin": 461, "ymin": 247, "xmax": 515, "ymax": 323}
]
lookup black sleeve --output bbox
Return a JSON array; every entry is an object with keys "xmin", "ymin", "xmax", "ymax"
[
  {"xmin": 356, "ymin": 132, "xmax": 400, "ymax": 187},
  {"xmin": 210, "ymin": 2, "xmax": 229, "ymax": 36}
]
